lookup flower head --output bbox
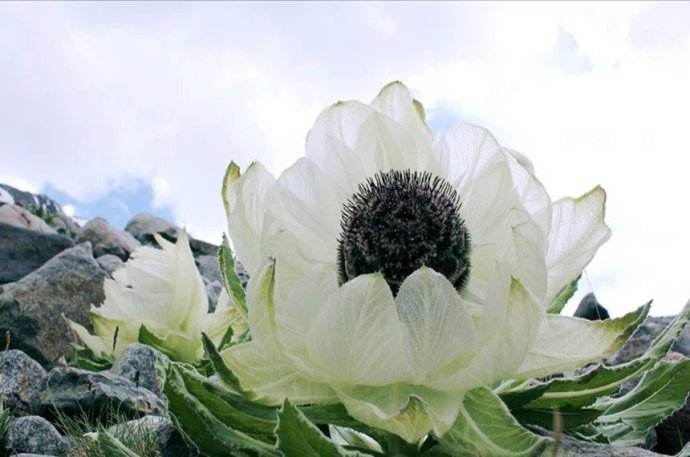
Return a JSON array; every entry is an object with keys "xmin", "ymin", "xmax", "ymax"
[
  {"xmin": 69, "ymin": 231, "xmax": 236, "ymax": 363},
  {"xmin": 220, "ymin": 82, "xmax": 645, "ymax": 442}
]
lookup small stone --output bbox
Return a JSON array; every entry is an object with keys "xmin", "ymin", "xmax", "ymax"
[
  {"xmin": 111, "ymin": 343, "xmax": 170, "ymax": 398},
  {"xmin": 609, "ymin": 316, "xmax": 675, "ymax": 365},
  {"xmin": 6, "ymin": 416, "xmax": 69, "ymax": 456},
  {"xmin": 96, "ymin": 254, "xmax": 124, "ymax": 276},
  {"xmin": 574, "ymin": 293, "xmax": 610, "ymax": 321},
  {"xmin": 0, "ymin": 243, "xmax": 106, "ymax": 366},
  {"xmin": 77, "ymin": 217, "xmax": 140, "ymax": 260},
  {"xmin": 0, "ymin": 204, "xmax": 56, "ymax": 235},
  {"xmin": 0, "ymin": 350, "xmax": 46, "ymax": 414},
  {"xmin": 0, "ymin": 223, "xmax": 74, "ymax": 285},
  {"xmin": 40, "ymin": 367, "xmax": 166, "ymax": 419},
  {"xmin": 109, "ymin": 416, "xmax": 198, "ymax": 457}
]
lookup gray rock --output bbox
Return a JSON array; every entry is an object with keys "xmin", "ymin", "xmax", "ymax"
[
  {"xmin": 204, "ymin": 279, "xmax": 222, "ymax": 313},
  {"xmin": 13, "ymin": 454, "xmax": 58, "ymax": 457},
  {"xmin": 0, "ymin": 184, "xmax": 63, "ymax": 217},
  {"xmin": 41, "ymin": 367, "xmax": 166, "ymax": 419},
  {"xmin": 0, "ymin": 350, "xmax": 46, "ymax": 414},
  {"xmin": 77, "ymin": 217, "xmax": 140, "ymax": 260},
  {"xmin": 47, "ymin": 212, "xmax": 81, "ymax": 239},
  {"xmin": 0, "ymin": 223, "xmax": 74, "ymax": 285},
  {"xmin": 609, "ymin": 316, "xmax": 676, "ymax": 365},
  {"xmin": 125, "ymin": 213, "xmax": 179, "ymax": 245},
  {"xmin": 0, "ymin": 204, "xmax": 56, "ymax": 235},
  {"xmin": 574, "ymin": 293, "xmax": 610, "ymax": 320},
  {"xmin": 6, "ymin": 416, "xmax": 69, "ymax": 456},
  {"xmin": 110, "ymin": 343, "xmax": 169, "ymax": 398},
  {"xmin": 0, "ymin": 243, "xmax": 106, "ymax": 366},
  {"xmin": 124, "ymin": 213, "xmax": 218, "ymax": 256},
  {"xmin": 235, "ymin": 260, "xmax": 249, "ymax": 288},
  {"xmin": 96, "ymin": 254, "xmax": 124, "ymax": 276},
  {"xmin": 109, "ymin": 416, "xmax": 198, "ymax": 457},
  {"xmin": 196, "ymin": 254, "xmax": 222, "ymax": 284}
]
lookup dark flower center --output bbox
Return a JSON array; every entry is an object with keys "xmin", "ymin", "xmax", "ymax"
[{"xmin": 337, "ymin": 170, "xmax": 471, "ymax": 294}]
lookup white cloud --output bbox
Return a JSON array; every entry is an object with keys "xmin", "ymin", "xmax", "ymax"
[{"xmin": 2, "ymin": 2, "xmax": 689, "ymax": 316}]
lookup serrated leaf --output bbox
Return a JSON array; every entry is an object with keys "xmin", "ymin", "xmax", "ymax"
[
  {"xmin": 202, "ymin": 332, "xmax": 243, "ymax": 393},
  {"xmin": 276, "ymin": 400, "xmax": 367, "ymax": 457},
  {"xmin": 164, "ymin": 364, "xmax": 278, "ymax": 456},
  {"xmin": 137, "ymin": 325, "xmax": 178, "ymax": 360},
  {"xmin": 97, "ymin": 430, "xmax": 141, "ymax": 457},
  {"xmin": 437, "ymin": 387, "xmax": 553, "ymax": 456},
  {"xmin": 594, "ymin": 359, "xmax": 690, "ymax": 447},
  {"xmin": 547, "ymin": 275, "xmax": 580, "ymax": 314},
  {"xmin": 219, "ymin": 234, "xmax": 248, "ymax": 317},
  {"xmin": 644, "ymin": 299, "xmax": 690, "ymax": 360}
]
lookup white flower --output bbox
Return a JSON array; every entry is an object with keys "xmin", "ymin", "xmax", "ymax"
[
  {"xmin": 220, "ymin": 82, "xmax": 646, "ymax": 442},
  {"xmin": 69, "ymin": 231, "xmax": 234, "ymax": 363}
]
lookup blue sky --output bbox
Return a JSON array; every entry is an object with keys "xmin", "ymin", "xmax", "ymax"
[{"xmin": 2, "ymin": 2, "xmax": 690, "ymax": 317}]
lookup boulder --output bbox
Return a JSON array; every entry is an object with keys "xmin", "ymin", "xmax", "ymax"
[
  {"xmin": 0, "ymin": 223, "xmax": 74, "ymax": 284},
  {"xmin": 124, "ymin": 213, "xmax": 218, "ymax": 256},
  {"xmin": 76, "ymin": 217, "xmax": 140, "ymax": 260},
  {"xmin": 96, "ymin": 254, "xmax": 124, "ymax": 275},
  {"xmin": 0, "ymin": 350, "xmax": 46, "ymax": 415},
  {"xmin": 574, "ymin": 293, "xmax": 610, "ymax": 320},
  {"xmin": 609, "ymin": 316, "xmax": 677, "ymax": 365},
  {"xmin": 0, "ymin": 243, "xmax": 106, "ymax": 366},
  {"xmin": 0, "ymin": 204, "xmax": 56, "ymax": 234},
  {"xmin": 125, "ymin": 213, "xmax": 178, "ymax": 245},
  {"xmin": 205, "ymin": 279, "xmax": 223, "ymax": 312},
  {"xmin": 109, "ymin": 416, "xmax": 198, "ymax": 457},
  {"xmin": 6, "ymin": 416, "xmax": 69, "ymax": 456},
  {"xmin": 40, "ymin": 367, "xmax": 166, "ymax": 419},
  {"xmin": 110, "ymin": 343, "xmax": 169, "ymax": 398},
  {"xmin": 196, "ymin": 254, "xmax": 222, "ymax": 284}
]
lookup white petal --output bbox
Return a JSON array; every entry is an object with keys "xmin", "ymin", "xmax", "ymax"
[
  {"xmin": 545, "ymin": 186, "xmax": 612, "ymax": 305},
  {"xmin": 395, "ymin": 267, "xmax": 478, "ymax": 384},
  {"xmin": 514, "ymin": 303, "xmax": 650, "ymax": 379},
  {"xmin": 221, "ymin": 341, "xmax": 336, "ymax": 405},
  {"xmin": 503, "ymin": 148, "xmax": 552, "ymax": 234},
  {"xmin": 429, "ymin": 278, "xmax": 544, "ymax": 391},
  {"xmin": 222, "ymin": 161, "xmax": 277, "ymax": 275},
  {"xmin": 432, "ymin": 123, "xmax": 504, "ymax": 193},
  {"xmin": 270, "ymin": 158, "xmax": 345, "ymax": 263},
  {"xmin": 306, "ymin": 274, "xmax": 410, "ymax": 385},
  {"xmin": 371, "ymin": 81, "xmax": 432, "ymax": 164},
  {"xmin": 67, "ymin": 319, "xmax": 110, "ymax": 356}
]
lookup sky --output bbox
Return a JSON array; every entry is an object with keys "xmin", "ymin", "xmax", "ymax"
[{"xmin": 2, "ymin": 2, "xmax": 689, "ymax": 317}]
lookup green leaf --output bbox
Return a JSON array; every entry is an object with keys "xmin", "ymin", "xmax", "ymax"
[
  {"xmin": 644, "ymin": 299, "xmax": 690, "ymax": 360},
  {"xmin": 97, "ymin": 430, "xmax": 141, "ymax": 457},
  {"xmin": 437, "ymin": 387, "xmax": 553, "ymax": 456},
  {"xmin": 164, "ymin": 364, "xmax": 278, "ymax": 456},
  {"xmin": 170, "ymin": 362, "xmax": 277, "ymax": 442},
  {"xmin": 217, "ymin": 324, "xmax": 235, "ymax": 352},
  {"xmin": 276, "ymin": 400, "xmax": 367, "ymax": 457},
  {"xmin": 547, "ymin": 275, "xmax": 579, "ymax": 314},
  {"xmin": 137, "ymin": 325, "xmax": 178, "ymax": 360},
  {"xmin": 512, "ymin": 405, "xmax": 602, "ymax": 431},
  {"xmin": 595, "ymin": 359, "xmax": 690, "ymax": 447},
  {"xmin": 219, "ymin": 234, "xmax": 248, "ymax": 317},
  {"xmin": 67, "ymin": 344, "xmax": 115, "ymax": 371},
  {"xmin": 201, "ymin": 332, "xmax": 243, "ymax": 393}
]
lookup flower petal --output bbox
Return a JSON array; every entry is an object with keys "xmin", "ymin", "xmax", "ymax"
[
  {"xmin": 335, "ymin": 386, "xmax": 432, "ymax": 444},
  {"xmin": 222, "ymin": 161, "xmax": 277, "ymax": 275},
  {"xmin": 395, "ymin": 267, "xmax": 478, "ymax": 384},
  {"xmin": 503, "ymin": 148, "xmax": 552, "ymax": 234},
  {"xmin": 430, "ymin": 278, "xmax": 544, "ymax": 391},
  {"xmin": 270, "ymin": 158, "xmax": 345, "ymax": 263},
  {"xmin": 67, "ymin": 319, "xmax": 110, "ymax": 356},
  {"xmin": 221, "ymin": 341, "xmax": 336, "ymax": 405},
  {"xmin": 514, "ymin": 302, "xmax": 650, "ymax": 379},
  {"xmin": 545, "ymin": 186, "xmax": 612, "ymax": 305},
  {"xmin": 306, "ymin": 274, "xmax": 410, "ymax": 385}
]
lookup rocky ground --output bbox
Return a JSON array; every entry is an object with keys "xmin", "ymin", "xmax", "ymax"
[{"xmin": 0, "ymin": 182, "xmax": 688, "ymax": 456}]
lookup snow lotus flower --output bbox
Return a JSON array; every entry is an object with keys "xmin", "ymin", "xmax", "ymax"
[
  {"xmin": 220, "ymin": 82, "xmax": 646, "ymax": 442},
  {"xmin": 69, "ymin": 232, "xmax": 234, "ymax": 363}
]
